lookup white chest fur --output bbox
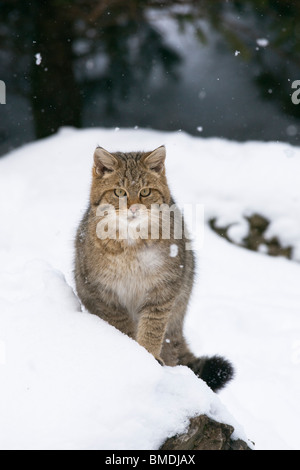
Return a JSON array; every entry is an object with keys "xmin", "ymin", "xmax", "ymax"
[{"xmin": 104, "ymin": 245, "xmax": 164, "ymax": 316}]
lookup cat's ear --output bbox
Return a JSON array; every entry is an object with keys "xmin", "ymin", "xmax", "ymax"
[
  {"xmin": 93, "ymin": 147, "xmax": 119, "ymax": 176},
  {"xmin": 142, "ymin": 146, "xmax": 166, "ymax": 174}
]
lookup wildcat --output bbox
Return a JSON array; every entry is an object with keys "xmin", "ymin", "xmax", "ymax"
[{"xmin": 74, "ymin": 145, "xmax": 234, "ymax": 392}]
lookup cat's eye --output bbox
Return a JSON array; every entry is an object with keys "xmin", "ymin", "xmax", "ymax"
[
  {"xmin": 114, "ymin": 188, "xmax": 126, "ymax": 198},
  {"xmin": 140, "ymin": 188, "xmax": 151, "ymax": 197}
]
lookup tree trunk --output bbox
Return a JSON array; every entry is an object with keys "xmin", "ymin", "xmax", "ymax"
[{"xmin": 30, "ymin": 0, "xmax": 82, "ymax": 139}]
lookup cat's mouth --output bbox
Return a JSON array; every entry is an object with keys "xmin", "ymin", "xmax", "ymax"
[
  {"xmin": 127, "ymin": 212, "xmax": 139, "ymax": 221},
  {"xmin": 122, "ymin": 209, "xmax": 148, "ymax": 226}
]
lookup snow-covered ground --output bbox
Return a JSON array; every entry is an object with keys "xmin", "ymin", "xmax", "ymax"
[{"xmin": 0, "ymin": 127, "xmax": 299, "ymax": 450}]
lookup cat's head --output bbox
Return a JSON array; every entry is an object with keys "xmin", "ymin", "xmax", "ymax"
[{"xmin": 90, "ymin": 146, "xmax": 171, "ymax": 243}]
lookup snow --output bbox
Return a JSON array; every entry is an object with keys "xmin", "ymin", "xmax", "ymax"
[
  {"xmin": 0, "ymin": 340, "xmax": 5, "ymax": 365},
  {"xmin": 227, "ymin": 219, "xmax": 249, "ymax": 245},
  {"xmin": 35, "ymin": 53, "xmax": 42, "ymax": 65},
  {"xmin": 256, "ymin": 38, "xmax": 269, "ymax": 47},
  {"xmin": 0, "ymin": 261, "xmax": 245, "ymax": 450},
  {"xmin": 0, "ymin": 127, "xmax": 300, "ymax": 450}
]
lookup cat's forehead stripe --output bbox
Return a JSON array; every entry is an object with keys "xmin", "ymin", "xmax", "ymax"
[
  {"xmin": 114, "ymin": 151, "xmax": 144, "ymax": 162},
  {"xmin": 115, "ymin": 152, "xmax": 149, "ymax": 188}
]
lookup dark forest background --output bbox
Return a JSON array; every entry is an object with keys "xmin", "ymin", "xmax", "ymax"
[{"xmin": 0, "ymin": 0, "xmax": 300, "ymax": 156}]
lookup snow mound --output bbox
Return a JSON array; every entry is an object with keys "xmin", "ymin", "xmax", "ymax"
[{"xmin": 0, "ymin": 261, "xmax": 245, "ymax": 450}]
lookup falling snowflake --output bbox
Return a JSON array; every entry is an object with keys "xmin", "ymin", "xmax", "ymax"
[
  {"xmin": 256, "ymin": 38, "xmax": 269, "ymax": 47},
  {"xmin": 35, "ymin": 53, "xmax": 42, "ymax": 65}
]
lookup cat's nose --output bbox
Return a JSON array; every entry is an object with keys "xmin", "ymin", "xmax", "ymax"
[{"xmin": 129, "ymin": 204, "xmax": 140, "ymax": 216}]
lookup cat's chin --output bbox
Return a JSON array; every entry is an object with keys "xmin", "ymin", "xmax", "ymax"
[{"xmin": 122, "ymin": 237, "xmax": 140, "ymax": 246}]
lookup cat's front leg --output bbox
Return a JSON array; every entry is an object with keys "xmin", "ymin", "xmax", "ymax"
[
  {"xmin": 136, "ymin": 301, "xmax": 172, "ymax": 364},
  {"xmin": 81, "ymin": 293, "xmax": 136, "ymax": 339}
]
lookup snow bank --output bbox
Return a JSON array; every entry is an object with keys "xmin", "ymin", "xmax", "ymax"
[
  {"xmin": 0, "ymin": 127, "xmax": 299, "ymax": 449},
  {"xmin": 169, "ymin": 137, "xmax": 300, "ymax": 261},
  {"xmin": 0, "ymin": 260, "xmax": 245, "ymax": 450}
]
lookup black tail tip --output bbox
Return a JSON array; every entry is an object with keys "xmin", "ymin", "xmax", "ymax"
[
  {"xmin": 188, "ymin": 355, "xmax": 235, "ymax": 392},
  {"xmin": 201, "ymin": 355, "xmax": 235, "ymax": 392}
]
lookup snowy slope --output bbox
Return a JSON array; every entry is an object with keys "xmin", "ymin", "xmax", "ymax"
[
  {"xmin": 0, "ymin": 127, "xmax": 299, "ymax": 450},
  {"xmin": 0, "ymin": 260, "xmax": 243, "ymax": 450}
]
